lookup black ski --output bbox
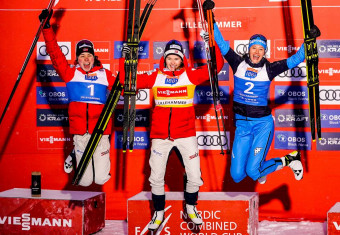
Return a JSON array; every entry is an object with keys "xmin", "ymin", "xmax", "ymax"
[
  {"xmin": 72, "ymin": 77, "xmax": 122, "ymax": 185},
  {"xmin": 72, "ymin": 0, "xmax": 157, "ymax": 185},
  {"xmin": 300, "ymin": 0, "xmax": 321, "ymax": 141},
  {"xmin": 198, "ymin": 0, "xmax": 230, "ymax": 154},
  {"xmin": 123, "ymin": 0, "xmax": 157, "ymax": 152}
]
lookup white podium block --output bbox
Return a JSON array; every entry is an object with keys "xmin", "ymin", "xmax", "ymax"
[
  {"xmin": 128, "ymin": 191, "xmax": 258, "ymax": 235},
  {"xmin": 0, "ymin": 188, "xmax": 105, "ymax": 235},
  {"xmin": 328, "ymin": 202, "xmax": 340, "ymax": 234}
]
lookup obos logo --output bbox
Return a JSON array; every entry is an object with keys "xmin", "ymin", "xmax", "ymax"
[
  {"xmin": 194, "ymin": 86, "xmax": 229, "ymax": 104},
  {"xmin": 118, "ymin": 89, "xmax": 150, "ymax": 105},
  {"xmin": 36, "ymin": 87, "xmax": 69, "ymax": 105},
  {"xmin": 275, "ymin": 63, "xmax": 307, "ymax": 82},
  {"xmin": 274, "ymin": 131, "xmax": 311, "ymax": 150},
  {"xmin": 114, "ymin": 131, "xmax": 150, "ymax": 150},
  {"xmin": 37, "ymin": 42, "xmax": 71, "ymax": 60},
  {"xmin": 320, "ymin": 110, "xmax": 340, "ymax": 128},
  {"xmin": 234, "ymin": 40, "xmax": 271, "ymax": 58},
  {"xmin": 274, "ymin": 86, "xmax": 308, "ymax": 104},
  {"xmin": 196, "ymin": 131, "xmax": 230, "ymax": 150},
  {"xmin": 319, "ymin": 86, "xmax": 340, "ymax": 105}
]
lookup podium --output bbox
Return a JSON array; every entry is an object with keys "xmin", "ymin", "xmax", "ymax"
[
  {"xmin": 328, "ymin": 202, "xmax": 340, "ymax": 234},
  {"xmin": 128, "ymin": 191, "xmax": 259, "ymax": 235},
  {"xmin": 0, "ymin": 188, "xmax": 105, "ymax": 235}
]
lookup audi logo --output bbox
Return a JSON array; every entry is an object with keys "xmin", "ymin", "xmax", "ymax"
[
  {"xmin": 119, "ymin": 89, "xmax": 148, "ymax": 102},
  {"xmin": 319, "ymin": 89, "xmax": 340, "ymax": 101},
  {"xmin": 278, "ymin": 66, "xmax": 306, "ymax": 78},
  {"xmin": 197, "ymin": 134, "xmax": 228, "ymax": 147},
  {"xmin": 39, "ymin": 45, "xmax": 70, "ymax": 57},
  {"xmin": 235, "ymin": 43, "xmax": 248, "ymax": 55}
]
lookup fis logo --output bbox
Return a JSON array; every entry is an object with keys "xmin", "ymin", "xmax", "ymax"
[
  {"xmin": 254, "ymin": 147, "xmax": 263, "ymax": 156},
  {"xmin": 245, "ymin": 67, "xmax": 258, "ymax": 79}
]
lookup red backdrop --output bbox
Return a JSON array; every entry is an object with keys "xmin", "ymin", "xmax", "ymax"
[{"xmin": 0, "ymin": 0, "xmax": 339, "ymax": 221}]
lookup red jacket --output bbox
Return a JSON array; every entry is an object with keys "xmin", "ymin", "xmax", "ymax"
[
  {"xmin": 119, "ymin": 45, "xmax": 224, "ymax": 139},
  {"xmin": 42, "ymin": 28, "xmax": 115, "ymax": 135}
]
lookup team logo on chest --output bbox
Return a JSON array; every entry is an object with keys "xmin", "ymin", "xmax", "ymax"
[
  {"xmin": 245, "ymin": 67, "xmax": 258, "ymax": 79},
  {"xmin": 85, "ymin": 73, "xmax": 99, "ymax": 81},
  {"xmin": 165, "ymin": 75, "xmax": 179, "ymax": 85}
]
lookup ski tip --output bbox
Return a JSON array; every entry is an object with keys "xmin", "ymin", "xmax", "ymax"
[
  {"xmin": 123, "ymin": 150, "xmax": 127, "ymax": 153},
  {"xmin": 129, "ymin": 149, "xmax": 133, "ymax": 153},
  {"xmin": 312, "ymin": 139, "xmax": 316, "ymax": 142}
]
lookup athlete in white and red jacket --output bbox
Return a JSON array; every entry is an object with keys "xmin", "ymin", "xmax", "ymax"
[
  {"xmin": 120, "ymin": 39, "xmax": 224, "ymax": 230},
  {"xmin": 40, "ymin": 9, "xmax": 117, "ymax": 187}
]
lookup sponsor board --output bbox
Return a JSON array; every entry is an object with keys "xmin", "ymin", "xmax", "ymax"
[
  {"xmin": 274, "ymin": 39, "xmax": 304, "ymax": 59},
  {"xmin": 318, "ymin": 40, "xmax": 340, "ymax": 58},
  {"xmin": 318, "ymin": 62, "xmax": 340, "ymax": 80},
  {"xmin": 37, "ymin": 109, "xmax": 69, "ymax": 127},
  {"xmin": 274, "ymin": 131, "xmax": 311, "ymax": 150},
  {"xmin": 194, "ymin": 86, "xmax": 229, "ymax": 104},
  {"xmin": 114, "ymin": 131, "xmax": 150, "ymax": 150},
  {"xmin": 274, "ymin": 109, "xmax": 309, "ymax": 127},
  {"xmin": 92, "ymin": 41, "xmax": 111, "ymax": 60},
  {"xmin": 195, "ymin": 107, "xmax": 231, "ymax": 129},
  {"xmin": 196, "ymin": 131, "xmax": 230, "ymax": 150},
  {"xmin": 37, "ymin": 42, "xmax": 71, "ymax": 61},
  {"xmin": 317, "ymin": 132, "xmax": 340, "ymax": 151},
  {"xmin": 319, "ymin": 86, "xmax": 340, "ymax": 105},
  {"xmin": 37, "ymin": 130, "xmax": 72, "ymax": 150},
  {"xmin": 274, "ymin": 85, "xmax": 308, "ymax": 104},
  {"xmin": 114, "ymin": 109, "xmax": 150, "ymax": 127},
  {"xmin": 118, "ymin": 89, "xmax": 150, "ymax": 105},
  {"xmin": 114, "ymin": 41, "xmax": 149, "ymax": 59},
  {"xmin": 320, "ymin": 110, "xmax": 340, "ymax": 128},
  {"xmin": 275, "ymin": 63, "xmax": 307, "ymax": 82},
  {"xmin": 36, "ymin": 87, "xmax": 69, "ymax": 105},
  {"xmin": 36, "ymin": 64, "xmax": 63, "ymax": 82}
]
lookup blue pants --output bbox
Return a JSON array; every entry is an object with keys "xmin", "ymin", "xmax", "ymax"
[{"xmin": 231, "ymin": 114, "xmax": 283, "ymax": 183}]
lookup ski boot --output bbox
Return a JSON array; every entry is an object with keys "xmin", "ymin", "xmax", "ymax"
[
  {"xmin": 282, "ymin": 151, "xmax": 303, "ymax": 180},
  {"xmin": 186, "ymin": 204, "xmax": 203, "ymax": 225},
  {"xmin": 148, "ymin": 210, "xmax": 164, "ymax": 231}
]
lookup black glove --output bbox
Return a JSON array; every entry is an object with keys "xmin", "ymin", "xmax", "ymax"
[
  {"xmin": 202, "ymin": 0, "xmax": 216, "ymax": 23},
  {"xmin": 39, "ymin": 9, "xmax": 53, "ymax": 29},
  {"xmin": 122, "ymin": 43, "xmax": 131, "ymax": 58},
  {"xmin": 308, "ymin": 25, "xmax": 321, "ymax": 38}
]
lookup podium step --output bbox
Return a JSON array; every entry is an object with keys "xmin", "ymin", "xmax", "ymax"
[
  {"xmin": 128, "ymin": 191, "xmax": 258, "ymax": 235},
  {"xmin": 328, "ymin": 202, "xmax": 340, "ymax": 234}
]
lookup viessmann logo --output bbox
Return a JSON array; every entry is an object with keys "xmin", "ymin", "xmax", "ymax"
[
  {"xmin": 0, "ymin": 213, "xmax": 72, "ymax": 231},
  {"xmin": 39, "ymin": 136, "xmax": 71, "ymax": 144},
  {"xmin": 157, "ymin": 87, "xmax": 188, "ymax": 97}
]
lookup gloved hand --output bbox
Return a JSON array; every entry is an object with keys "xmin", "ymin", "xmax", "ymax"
[
  {"xmin": 122, "ymin": 43, "xmax": 131, "ymax": 58},
  {"xmin": 39, "ymin": 9, "xmax": 53, "ymax": 29},
  {"xmin": 308, "ymin": 25, "xmax": 321, "ymax": 38},
  {"xmin": 202, "ymin": 0, "xmax": 216, "ymax": 23},
  {"xmin": 200, "ymin": 30, "xmax": 209, "ymax": 44}
]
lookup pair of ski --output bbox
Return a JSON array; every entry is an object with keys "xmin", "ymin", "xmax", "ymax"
[
  {"xmin": 197, "ymin": 0, "xmax": 229, "ymax": 155},
  {"xmin": 300, "ymin": 0, "xmax": 321, "ymax": 141},
  {"xmin": 72, "ymin": 0, "xmax": 157, "ymax": 185}
]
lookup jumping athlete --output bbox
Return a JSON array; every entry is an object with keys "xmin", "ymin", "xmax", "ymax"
[
  {"xmin": 204, "ymin": 4, "xmax": 308, "ymax": 184},
  {"xmin": 121, "ymin": 39, "xmax": 224, "ymax": 231},
  {"xmin": 39, "ymin": 9, "xmax": 117, "ymax": 187}
]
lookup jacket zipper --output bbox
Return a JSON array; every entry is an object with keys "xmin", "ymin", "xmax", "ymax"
[
  {"xmin": 86, "ymin": 72, "xmax": 89, "ymax": 133},
  {"xmin": 168, "ymin": 107, "xmax": 172, "ymax": 140}
]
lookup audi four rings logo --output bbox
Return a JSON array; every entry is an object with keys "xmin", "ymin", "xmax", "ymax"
[
  {"xmin": 234, "ymin": 40, "xmax": 271, "ymax": 58},
  {"xmin": 118, "ymin": 89, "xmax": 150, "ymax": 105},
  {"xmin": 319, "ymin": 89, "xmax": 340, "ymax": 101},
  {"xmin": 37, "ymin": 42, "xmax": 71, "ymax": 60},
  {"xmin": 196, "ymin": 131, "xmax": 229, "ymax": 150},
  {"xmin": 278, "ymin": 66, "xmax": 306, "ymax": 78},
  {"xmin": 235, "ymin": 43, "xmax": 249, "ymax": 55}
]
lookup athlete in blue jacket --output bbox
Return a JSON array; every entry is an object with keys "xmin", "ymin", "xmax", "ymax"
[{"xmin": 208, "ymin": 13, "xmax": 306, "ymax": 184}]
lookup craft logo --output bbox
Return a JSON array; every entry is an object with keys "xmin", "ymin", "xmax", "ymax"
[
  {"xmin": 319, "ymin": 86, "xmax": 340, "ymax": 105},
  {"xmin": 317, "ymin": 132, "xmax": 340, "ymax": 151},
  {"xmin": 85, "ymin": 73, "xmax": 98, "ymax": 81},
  {"xmin": 36, "ymin": 87, "xmax": 69, "ymax": 105},
  {"xmin": 320, "ymin": 110, "xmax": 340, "ymax": 128},
  {"xmin": 114, "ymin": 41, "xmax": 149, "ymax": 59},
  {"xmin": 245, "ymin": 67, "xmax": 258, "ymax": 79},
  {"xmin": 114, "ymin": 109, "xmax": 150, "ymax": 127},
  {"xmin": 275, "ymin": 109, "xmax": 309, "ymax": 127},
  {"xmin": 157, "ymin": 87, "xmax": 188, "ymax": 97},
  {"xmin": 114, "ymin": 131, "xmax": 150, "ymax": 149},
  {"xmin": 274, "ymin": 131, "xmax": 311, "ymax": 150},
  {"xmin": 165, "ymin": 76, "xmax": 179, "ymax": 85},
  {"xmin": 37, "ymin": 42, "xmax": 71, "ymax": 60},
  {"xmin": 153, "ymin": 41, "xmax": 189, "ymax": 60},
  {"xmin": 37, "ymin": 109, "xmax": 69, "ymax": 127},
  {"xmin": 234, "ymin": 40, "xmax": 271, "ymax": 58},
  {"xmin": 318, "ymin": 40, "xmax": 340, "ymax": 58},
  {"xmin": 274, "ymin": 86, "xmax": 308, "ymax": 104},
  {"xmin": 194, "ymin": 86, "xmax": 229, "ymax": 104},
  {"xmin": 118, "ymin": 89, "xmax": 150, "ymax": 105},
  {"xmin": 37, "ymin": 130, "xmax": 72, "ymax": 149},
  {"xmin": 275, "ymin": 63, "xmax": 307, "ymax": 82},
  {"xmin": 0, "ymin": 213, "xmax": 72, "ymax": 231},
  {"xmin": 37, "ymin": 64, "xmax": 63, "ymax": 82},
  {"xmin": 196, "ymin": 131, "xmax": 230, "ymax": 150}
]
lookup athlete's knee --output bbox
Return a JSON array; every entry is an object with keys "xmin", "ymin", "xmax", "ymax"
[
  {"xmin": 94, "ymin": 174, "xmax": 110, "ymax": 185},
  {"xmin": 246, "ymin": 168, "xmax": 260, "ymax": 181},
  {"xmin": 79, "ymin": 178, "xmax": 93, "ymax": 187},
  {"xmin": 230, "ymin": 168, "xmax": 246, "ymax": 183}
]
